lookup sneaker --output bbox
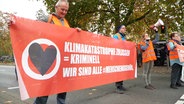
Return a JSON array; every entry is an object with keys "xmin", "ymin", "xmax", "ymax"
[
  {"xmin": 121, "ymin": 86, "xmax": 127, "ymax": 91},
  {"xmin": 145, "ymin": 85, "xmax": 153, "ymax": 90},
  {"xmin": 116, "ymin": 88, "xmax": 124, "ymax": 94},
  {"xmin": 176, "ymin": 83, "xmax": 184, "ymax": 87},
  {"xmin": 149, "ymin": 84, "xmax": 156, "ymax": 89},
  {"xmin": 170, "ymin": 85, "xmax": 178, "ymax": 89},
  {"xmin": 116, "ymin": 86, "xmax": 126, "ymax": 94}
]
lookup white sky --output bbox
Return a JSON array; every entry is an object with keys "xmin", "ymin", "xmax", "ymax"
[{"xmin": 0, "ymin": 0, "xmax": 47, "ymax": 20}]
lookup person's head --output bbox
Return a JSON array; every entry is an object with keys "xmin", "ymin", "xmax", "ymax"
[
  {"xmin": 116, "ymin": 25, "xmax": 126, "ymax": 34},
  {"xmin": 142, "ymin": 33, "xmax": 150, "ymax": 40},
  {"xmin": 55, "ymin": 0, "xmax": 69, "ymax": 18},
  {"xmin": 170, "ymin": 32, "xmax": 181, "ymax": 41}
]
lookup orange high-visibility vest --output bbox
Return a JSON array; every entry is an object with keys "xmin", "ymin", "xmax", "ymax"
[
  {"xmin": 137, "ymin": 43, "xmax": 142, "ymax": 52},
  {"xmin": 167, "ymin": 40, "xmax": 179, "ymax": 60},
  {"xmin": 140, "ymin": 41, "xmax": 157, "ymax": 63},
  {"xmin": 47, "ymin": 14, "xmax": 70, "ymax": 28}
]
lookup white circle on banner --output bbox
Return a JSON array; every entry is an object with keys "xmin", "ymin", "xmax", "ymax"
[{"xmin": 22, "ymin": 38, "xmax": 60, "ymax": 80}]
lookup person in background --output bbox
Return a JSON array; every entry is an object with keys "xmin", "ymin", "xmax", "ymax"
[
  {"xmin": 139, "ymin": 28, "xmax": 159, "ymax": 90},
  {"xmin": 113, "ymin": 25, "xmax": 127, "ymax": 94},
  {"xmin": 167, "ymin": 32, "xmax": 184, "ymax": 89}
]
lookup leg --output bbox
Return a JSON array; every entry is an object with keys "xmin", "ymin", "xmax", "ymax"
[
  {"xmin": 121, "ymin": 81, "xmax": 126, "ymax": 90},
  {"xmin": 147, "ymin": 61, "xmax": 154, "ymax": 85},
  {"xmin": 170, "ymin": 63, "xmax": 181, "ymax": 89},
  {"xmin": 176, "ymin": 64, "xmax": 183, "ymax": 86},
  {"xmin": 143, "ymin": 62, "xmax": 153, "ymax": 90},
  {"xmin": 115, "ymin": 81, "xmax": 124, "ymax": 94},
  {"xmin": 116, "ymin": 81, "xmax": 126, "ymax": 90},
  {"xmin": 142, "ymin": 62, "xmax": 149, "ymax": 86},
  {"xmin": 34, "ymin": 96, "xmax": 48, "ymax": 104},
  {"xmin": 115, "ymin": 81, "xmax": 123, "ymax": 87},
  {"xmin": 147, "ymin": 61, "xmax": 155, "ymax": 89},
  {"xmin": 57, "ymin": 92, "xmax": 67, "ymax": 104}
]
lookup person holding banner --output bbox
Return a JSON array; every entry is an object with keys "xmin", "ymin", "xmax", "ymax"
[
  {"xmin": 167, "ymin": 32, "xmax": 184, "ymax": 89},
  {"xmin": 113, "ymin": 25, "xmax": 127, "ymax": 94},
  {"xmin": 139, "ymin": 28, "xmax": 159, "ymax": 90},
  {"xmin": 7, "ymin": 0, "xmax": 71, "ymax": 102},
  {"xmin": 33, "ymin": 0, "xmax": 76, "ymax": 104}
]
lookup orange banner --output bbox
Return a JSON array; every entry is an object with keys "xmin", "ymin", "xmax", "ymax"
[{"xmin": 10, "ymin": 16, "xmax": 137, "ymax": 100}]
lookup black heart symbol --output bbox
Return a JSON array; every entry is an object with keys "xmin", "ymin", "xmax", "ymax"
[{"xmin": 29, "ymin": 43, "xmax": 57, "ymax": 76}]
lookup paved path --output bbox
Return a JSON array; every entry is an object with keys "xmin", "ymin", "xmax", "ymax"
[{"xmin": 0, "ymin": 65, "xmax": 184, "ymax": 104}]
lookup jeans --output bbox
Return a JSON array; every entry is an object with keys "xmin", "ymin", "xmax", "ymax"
[
  {"xmin": 171, "ymin": 63, "xmax": 182, "ymax": 86},
  {"xmin": 142, "ymin": 61, "xmax": 154, "ymax": 86},
  {"xmin": 34, "ymin": 92, "xmax": 66, "ymax": 104}
]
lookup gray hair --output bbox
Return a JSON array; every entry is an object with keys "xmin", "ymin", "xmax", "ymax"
[{"xmin": 55, "ymin": 0, "xmax": 69, "ymax": 7}]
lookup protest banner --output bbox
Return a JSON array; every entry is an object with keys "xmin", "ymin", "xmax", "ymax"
[
  {"xmin": 177, "ymin": 45, "xmax": 184, "ymax": 62},
  {"xmin": 10, "ymin": 16, "xmax": 137, "ymax": 100}
]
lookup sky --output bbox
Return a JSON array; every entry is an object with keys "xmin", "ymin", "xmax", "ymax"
[{"xmin": 0, "ymin": 0, "xmax": 47, "ymax": 20}]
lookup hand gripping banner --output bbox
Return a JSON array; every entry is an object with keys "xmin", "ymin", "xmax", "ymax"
[{"xmin": 10, "ymin": 16, "xmax": 137, "ymax": 100}]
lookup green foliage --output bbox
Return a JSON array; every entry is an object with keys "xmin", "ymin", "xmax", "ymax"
[
  {"xmin": 0, "ymin": 11, "xmax": 13, "ymax": 56},
  {"xmin": 0, "ymin": 0, "xmax": 183, "ymax": 56},
  {"xmin": 38, "ymin": 0, "xmax": 183, "ymax": 41}
]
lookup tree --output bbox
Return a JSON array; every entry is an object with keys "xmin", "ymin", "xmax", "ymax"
[
  {"xmin": 37, "ymin": 0, "xmax": 183, "ymax": 42},
  {"xmin": 0, "ymin": 11, "xmax": 13, "ymax": 56}
]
